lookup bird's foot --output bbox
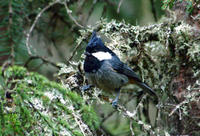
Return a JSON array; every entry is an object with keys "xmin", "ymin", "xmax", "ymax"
[
  {"xmin": 80, "ymin": 85, "xmax": 93, "ymax": 92},
  {"xmin": 111, "ymin": 100, "xmax": 118, "ymax": 108}
]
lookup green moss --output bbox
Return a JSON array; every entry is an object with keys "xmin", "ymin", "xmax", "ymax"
[
  {"xmin": 0, "ymin": 66, "xmax": 99, "ymax": 135},
  {"xmin": 81, "ymin": 105, "xmax": 100, "ymax": 130},
  {"xmin": 73, "ymin": 130, "xmax": 84, "ymax": 136},
  {"xmin": 3, "ymin": 113, "xmax": 24, "ymax": 136},
  {"xmin": 4, "ymin": 66, "xmax": 27, "ymax": 79},
  {"xmin": 66, "ymin": 91, "xmax": 84, "ymax": 109}
]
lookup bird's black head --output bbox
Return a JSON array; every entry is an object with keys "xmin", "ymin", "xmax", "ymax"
[
  {"xmin": 84, "ymin": 31, "xmax": 117, "ymax": 73},
  {"xmin": 85, "ymin": 31, "xmax": 114, "ymax": 56}
]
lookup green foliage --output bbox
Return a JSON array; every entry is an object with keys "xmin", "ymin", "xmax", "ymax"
[
  {"xmin": 0, "ymin": 0, "xmax": 28, "ymax": 63},
  {"xmin": 0, "ymin": 0, "xmax": 71, "ymax": 65},
  {"xmin": 0, "ymin": 66, "xmax": 100, "ymax": 135}
]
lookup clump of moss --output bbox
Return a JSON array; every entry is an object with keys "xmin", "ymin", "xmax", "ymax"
[{"xmin": 0, "ymin": 66, "xmax": 99, "ymax": 136}]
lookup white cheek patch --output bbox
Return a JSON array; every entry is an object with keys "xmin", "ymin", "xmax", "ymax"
[{"xmin": 92, "ymin": 51, "xmax": 112, "ymax": 61}]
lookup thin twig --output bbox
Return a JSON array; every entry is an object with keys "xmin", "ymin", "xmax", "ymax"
[
  {"xmin": 102, "ymin": 94, "xmax": 155, "ymax": 135},
  {"xmin": 66, "ymin": 28, "xmax": 102, "ymax": 63},
  {"xmin": 25, "ymin": 0, "xmax": 83, "ymax": 68},
  {"xmin": 101, "ymin": 93, "xmax": 155, "ymax": 134},
  {"xmin": 130, "ymin": 120, "xmax": 135, "ymax": 136},
  {"xmin": 61, "ymin": 1, "xmax": 84, "ymax": 28},
  {"xmin": 169, "ymin": 91, "xmax": 200, "ymax": 118},
  {"xmin": 117, "ymin": 103, "xmax": 155, "ymax": 135},
  {"xmin": 132, "ymin": 94, "xmax": 147, "ymax": 117},
  {"xmin": 61, "ymin": 0, "xmax": 86, "ymax": 64},
  {"xmin": 24, "ymin": 55, "xmax": 61, "ymax": 69},
  {"xmin": 101, "ymin": 93, "xmax": 138, "ymax": 123},
  {"xmin": 26, "ymin": 0, "xmax": 60, "ymax": 56},
  {"xmin": 117, "ymin": 0, "xmax": 124, "ymax": 13},
  {"xmin": 169, "ymin": 99, "xmax": 188, "ymax": 117},
  {"xmin": 67, "ymin": 37, "xmax": 86, "ymax": 63},
  {"xmin": 69, "ymin": 105, "xmax": 94, "ymax": 136}
]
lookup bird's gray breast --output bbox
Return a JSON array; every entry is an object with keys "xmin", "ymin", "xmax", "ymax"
[{"xmin": 85, "ymin": 61, "xmax": 129, "ymax": 92}]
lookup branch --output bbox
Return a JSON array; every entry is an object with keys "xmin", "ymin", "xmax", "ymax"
[
  {"xmin": 168, "ymin": 91, "xmax": 200, "ymax": 119},
  {"xmin": 69, "ymin": 105, "xmax": 94, "ymax": 136},
  {"xmin": 25, "ymin": 0, "xmax": 84, "ymax": 68},
  {"xmin": 61, "ymin": 1, "xmax": 84, "ymax": 29},
  {"xmin": 101, "ymin": 94, "xmax": 155, "ymax": 135},
  {"xmin": 117, "ymin": 0, "xmax": 124, "ymax": 13},
  {"xmin": 101, "ymin": 93, "xmax": 138, "ymax": 123},
  {"xmin": 129, "ymin": 120, "xmax": 135, "ymax": 136},
  {"xmin": 26, "ymin": 0, "xmax": 60, "ymax": 56},
  {"xmin": 25, "ymin": 0, "xmax": 85, "ymax": 70},
  {"xmin": 67, "ymin": 28, "xmax": 102, "ymax": 63},
  {"xmin": 66, "ymin": 31, "xmax": 94, "ymax": 63},
  {"xmin": 116, "ymin": 103, "xmax": 155, "ymax": 135},
  {"xmin": 24, "ymin": 55, "xmax": 61, "ymax": 69},
  {"xmin": 63, "ymin": 19, "xmax": 200, "ymax": 135}
]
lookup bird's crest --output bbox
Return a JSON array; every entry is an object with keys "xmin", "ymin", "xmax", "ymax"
[{"xmin": 87, "ymin": 31, "xmax": 104, "ymax": 47}]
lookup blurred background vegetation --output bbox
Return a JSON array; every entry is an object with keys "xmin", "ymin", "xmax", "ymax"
[
  {"xmin": 0, "ymin": 0, "xmax": 200, "ymax": 136},
  {"xmin": 0, "ymin": 0, "xmax": 165, "ymax": 79}
]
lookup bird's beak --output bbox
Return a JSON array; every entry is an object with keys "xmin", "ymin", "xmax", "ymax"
[{"xmin": 84, "ymin": 52, "xmax": 91, "ymax": 56}]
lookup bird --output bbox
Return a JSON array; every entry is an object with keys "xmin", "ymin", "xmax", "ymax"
[{"xmin": 83, "ymin": 31, "xmax": 157, "ymax": 107}]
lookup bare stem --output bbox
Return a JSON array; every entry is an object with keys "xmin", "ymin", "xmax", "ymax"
[{"xmin": 26, "ymin": 0, "xmax": 60, "ymax": 56}]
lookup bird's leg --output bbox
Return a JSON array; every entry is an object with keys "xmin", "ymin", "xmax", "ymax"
[
  {"xmin": 81, "ymin": 84, "xmax": 94, "ymax": 91},
  {"xmin": 112, "ymin": 88, "xmax": 121, "ymax": 108}
]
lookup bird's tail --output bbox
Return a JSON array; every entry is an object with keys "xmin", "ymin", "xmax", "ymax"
[{"xmin": 137, "ymin": 82, "xmax": 157, "ymax": 97}]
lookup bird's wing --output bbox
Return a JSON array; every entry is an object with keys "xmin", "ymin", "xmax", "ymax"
[
  {"xmin": 105, "ymin": 56, "xmax": 157, "ymax": 97},
  {"xmin": 107, "ymin": 57, "xmax": 157, "ymax": 97},
  {"xmin": 108, "ymin": 57, "xmax": 142, "ymax": 82}
]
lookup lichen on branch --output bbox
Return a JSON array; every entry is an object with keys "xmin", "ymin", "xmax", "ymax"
[{"xmin": 62, "ymin": 18, "xmax": 200, "ymax": 135}]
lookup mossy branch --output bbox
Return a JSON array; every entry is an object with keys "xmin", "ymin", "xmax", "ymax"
[{"xmin": 61, "ymin": 18, "xmax": 200, "ymax": 135}]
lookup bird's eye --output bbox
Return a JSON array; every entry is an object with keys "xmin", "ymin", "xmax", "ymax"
[{"xmin": 86, "ymin": 46, "xmax": 92, "ymax": 52}]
